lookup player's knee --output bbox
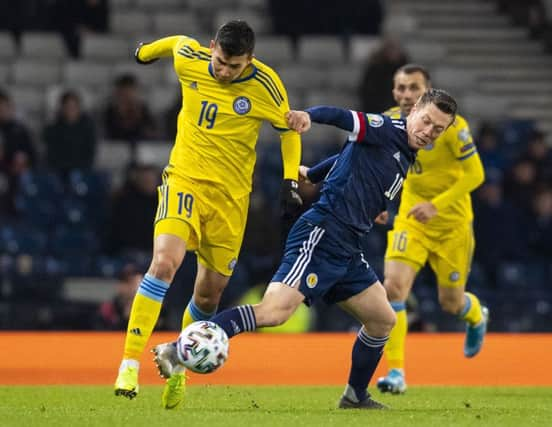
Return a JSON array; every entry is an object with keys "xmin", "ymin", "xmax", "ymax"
[
  {"xmin": 438, "ymin": 293, "xmax": 463, "ymax": 315},
  {"xmin": 148, "ymin": 253, "xmax": 179, "ymax": 283},
  {"xmin": 194, "ymin": 287, "xmax": 225, "ymax": 311},
  {"xmin": 383, "ymin": 276, "xmax": 405, "ymax": 301},
  {"xmin": 363, "ymin": 305, "xmax": 396, "ymax": 337}
]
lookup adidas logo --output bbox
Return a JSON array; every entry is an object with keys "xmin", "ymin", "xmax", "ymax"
[
  {"xmin": 393, "ymin": 152, "xmax": 401, "ymax": 162},
  {"xmin": 130, "ymin": 328, "xmax": 142, "ymax": 336},
  {"xmin": 189, "ymin": 81, "xmax": 198, "ymax": 90},
  {"xmin": 230, "ymin": 320, "xmax": 240, "ymax": 334}
]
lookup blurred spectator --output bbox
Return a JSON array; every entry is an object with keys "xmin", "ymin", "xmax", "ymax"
[
  {"xmin": 359, "ymin": 37, "xmax": 409, "ymax": 113},
  {"xmin": 497, "ymin": 0, "xmax": 547, "ymax": 38},
  {"xmin": 523, "ymin": 129, "xmax": 552, "ymax": 183},
  {"xmin": 96, "ymin": 263, "xmax": 143, "ymax": 330},
  {"xmin": 477, "ymin": 122, "xmax": 507, "ymax": 175},
  {"xmin": 0, "ymin": 89, "xmax": 36, "ymax": 215},
  {"xmin": 103, "ymin": 74, "xmax": 158, "ymax": 144},
  {"xmin": 51, "ymin": 0, "xmax": 109, "ymax": 58},
  {"xmin": 106, "ymin": 164, "xmax": 159, "ymax": 256},
  {"xmin": 473, "ymin": 173, "xmax": 529, "ymax": 284},
  {"xmin": 42, "ymin": 90, "xmax": 97, "ymax": 178},
  {"xmin": 528, "ymin": 188, "xmax": 552, "ymax": 259},
  {"xmin": 0, "ymin": 1, "xmax": 53, "ymax": 48},
  {"xmin": 502, "ymin": 157, "xmax": 538, "ymax": 214}
]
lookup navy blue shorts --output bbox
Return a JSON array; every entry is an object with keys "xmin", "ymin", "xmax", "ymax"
[{"xmin": 271, "ymin": 218, "xmax": 380, "ymax": 306}]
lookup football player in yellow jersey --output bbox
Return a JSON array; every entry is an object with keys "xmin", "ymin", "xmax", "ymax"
[
  {"xmin": 376, "ymin": 64, "xmax": 488, "ymax": 394},
  {"xmin": 114, "ymin": 21, "xmax": 302, "ymax": 408}
]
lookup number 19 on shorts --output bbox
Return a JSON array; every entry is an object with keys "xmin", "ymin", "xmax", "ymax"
[{"xmin": 177, "ymin": 192, "xmax": 194, "ymax": 218}]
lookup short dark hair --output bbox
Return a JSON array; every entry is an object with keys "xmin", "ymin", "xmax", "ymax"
[
  {"xmin": 417, "ymin": 88, "xmax": 457, "ymax": 121},
  {"xmin": 214, "ymin": 20, "xmax": 255, "ymax": 57},
  {"xmin": 395, "ymin": 63, "xmax": 431, "ymax": 85}
]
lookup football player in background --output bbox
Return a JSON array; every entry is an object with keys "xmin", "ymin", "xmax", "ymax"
[
  {"xmin": 114, "ymin": 20, "xmax": 303, "ymax": 409},
  {"xmin": 153, "ymin": 89, "xmax": 458, "ymax": 409},
  {"xmin": 376, "ymin": 64, "xmax": 487, "ymax": 394}
]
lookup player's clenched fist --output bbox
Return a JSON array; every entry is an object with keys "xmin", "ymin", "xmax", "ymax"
[{"xmin": 286, "ymin": 110, "xmax": 311, "ymax": 134}]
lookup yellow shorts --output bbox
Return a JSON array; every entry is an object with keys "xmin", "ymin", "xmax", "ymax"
[
  {"xmin": 154, "ymin": 172, "xmax": 249, "ymax": 276},
  {"xmin": 384, "ymin": 218, "xmax": 475, "ymax": 288}
]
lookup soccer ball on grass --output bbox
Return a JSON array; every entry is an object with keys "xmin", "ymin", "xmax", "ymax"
[{"xmin": 177, "ymin": 321, "xmax": 229, "ymax": 374}]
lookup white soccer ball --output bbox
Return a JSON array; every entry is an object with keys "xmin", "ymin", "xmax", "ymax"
[{"xmin": 177, "ymin": 321, "xmax": 229, "ymax": 374}]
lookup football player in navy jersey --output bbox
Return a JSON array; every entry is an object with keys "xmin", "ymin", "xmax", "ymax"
[{"xmin": 152, "ymin": 89, "xmax": 457, "ymax": 409}]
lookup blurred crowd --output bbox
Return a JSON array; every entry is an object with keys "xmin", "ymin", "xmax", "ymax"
[{"xmin": 1, "ymin": 0, "xmax": 552, "ymax": 332}]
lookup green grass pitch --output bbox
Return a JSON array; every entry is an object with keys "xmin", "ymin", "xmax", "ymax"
[{"xmin": 1, "ymin": 385, "xmax": 550, "ymax": 427}]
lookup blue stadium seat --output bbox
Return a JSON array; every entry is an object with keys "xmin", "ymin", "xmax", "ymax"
[
  {"xmin": 15, "ymin": 171, "xmax": 64, "ymax": 228},
  {"xmin": 0, "ymin": 224, "xmax": 48, "ymax": 255}
]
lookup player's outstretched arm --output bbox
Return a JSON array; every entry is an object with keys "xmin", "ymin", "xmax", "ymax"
[
  {"xmin": 430, "ymin": 151, "xmax": 485, "ymax": 212},
  {"xmin": 135, "ymin": 36, "xmax": 182, "ymax": 64},
  {"xmin": 305, "ymin": 154, "xmax": 339, "ymax": 184},
  {"xmin": 305, "ymin": 106, "xmax": 355, "ymax": 132}
]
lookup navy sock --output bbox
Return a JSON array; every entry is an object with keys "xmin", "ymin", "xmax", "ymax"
[
  {"xmin": 210, "ymin": 305, "xmax": 257, "ymax": 338},
  {"xmin": 346, "ymin": 327, "xmax": 388, "ymax": 401}
]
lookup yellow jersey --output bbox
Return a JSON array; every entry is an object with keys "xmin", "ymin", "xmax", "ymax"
[
  {"xmin": 384, "ymin": 106, "xmax": 483, "ymax": 231},
  {"xmin": 138, "ymin": 36, "xmax": 300, "ymax": 199}
]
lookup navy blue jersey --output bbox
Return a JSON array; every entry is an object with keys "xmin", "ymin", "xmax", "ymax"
[{"xmin": 303, "ymin": 106, "xmax": 416, "ymax": 242}]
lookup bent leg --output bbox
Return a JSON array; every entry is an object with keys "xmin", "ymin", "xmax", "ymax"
[
  {"xmin": 338, "ymin": 282, "xmax": 396, "ymax": 404},
  {"xmin": 211, "ymin": 282, "xmax": 305, "ymax": 338},
  {"xmin": 181, "ymin": 262, "xmax": 231, "ymax": 329},
  {"xmin": 123, "ymin": 233, "xmax": 187, "ymax": 361}
]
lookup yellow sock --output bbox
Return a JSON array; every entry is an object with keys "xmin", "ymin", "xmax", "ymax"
[
  {"xmin": 181, "ymin": 298, "xmax": 216, "ymax": 330},
  {"xmin": 122, "ymin": 275, "xmax": 169, "ymax": 360},
  {"xmin": 460, "ymin": 292, "xmax": 482, "ymax": 326},
  {"xmin": 385, "ymin": 302, "xmax": 407, "ymax": 371}
]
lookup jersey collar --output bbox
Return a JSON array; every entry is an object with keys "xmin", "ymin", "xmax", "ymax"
[{"xmin": 208, "ymin": 63, "xmax": 258, "ymax": 83}]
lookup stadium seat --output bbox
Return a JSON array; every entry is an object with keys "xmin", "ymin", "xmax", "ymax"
[
  {"xmin": 94, "ymin": 140, "xmax": 133, "ymax": 179},
  {"xmin": 0, "ymin": 225, "xmax": 48, "ymax": 255},
  {"xmin": 305, "ymin": 89, "xmax": 360, "ymax": 111},
  {"xmin": 20, "ymin": 32, "xmax": 66, "ymax": 59},
  {"xmin": 278, "ymin": 65, "xmax": 327, "ymax": 91},
  {"xmin": 0, "ymin": 32, "xmax": 17, "ymax": 61},
  {"xmin": 8, "ymin": 86, "xmax": 45, "ymax": 116},
  {"xmin": 136, "ymin": 0, "xmax": 185, "ymax": 9},
  {"xmin": 64, "ymin": 61, "xmax": 113, "ymax": 87},
  {"xmin": 349, "ymin": 35, "xmax": 381, "ymax": 64},
  {"xmin": 112, "ymin": 61, "xmax": 163, "ymax": 86},
  {"xmin": 50, "ymin": 226, "xmax": 100, "ymax": 256},
  {"xmin": 135, "ymin": 142, "xmax": 172, "ymax": 168},
  {"xmin": 147, "ymin": 84, "xmax": 181, "ymax": 114},
  {"xmin": 11, "ymin": 60, "xmax": 61, "ymax": 86},
  {"xmin": 254, "ymin": 36, "xmax": 295, "ymax": 65},
  {"xmin": 213, "ymin": 9, "xmax": 271, "ymax": 34},
  {"xmin": 326, "ymin": 65, "xmax": 363, "ymax": 92},
  {"xmin": 297, "ymin": 36, "xmax": 346, "ymax": 65},
  {"xmin": 403, "ymin": 40, "xmax": 448, "ymax": 64},
  {"xmin": 111, "ymin": 11, "xmax": 152, "ymax": 35},
  {"xmin": 152, "ymin": 12, "xmax": 203, "ymax": 36},
  {"xmin": 15, "ymin": 171, "xmax": 64, "ymax": 228},
  {"xmin": 0, "ymin": 64, "xmax": 9, "ymax": 85},
  {"xmin": 82, "ymin": 34, "xmax": 131, "ymax": 60}
]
